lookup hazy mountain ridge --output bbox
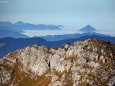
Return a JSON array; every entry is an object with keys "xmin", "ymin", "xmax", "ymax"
[
  {"xmin": 0, "ymin": 21, "xmax": 63, "ymax": 38},
  {"xmin": 41, "ymin": 25, "xmax": 99, "ymax": 41},
  {"xmin": 41, "ymin": 32, "xmax": 108, "ymax": 41},
  {"xmin": 1, "ymin": 35, "xmax": 115, "ymax": 58},
  {"xmin": 0, "ymin": 39, "xmax": 115, "ymax": 86},
  {"xmin": 0, "ymin": 22, "xmax": 112, "ymax": 41},
  {"xmin": 0, "ymin": 21, "xmax": 62, "ymax": 32},
  {"xmin": 0, "ymin": 30, "xmax": 29, "ymax": 38},
  {"xmin": 0, "ymin": 37, "xmax": 47, "ymax": 58}
]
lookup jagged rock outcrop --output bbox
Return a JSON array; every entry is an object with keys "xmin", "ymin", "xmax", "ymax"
[{"xmin": 0, "ymin": 39, "xmax": 115, "ymax": 86}]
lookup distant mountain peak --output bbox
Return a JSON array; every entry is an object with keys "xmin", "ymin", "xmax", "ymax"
[
  {"xmin": 86, "ymin": 24, "xmax": 92, "ymax": 27},
  {"xmin": 15, "ymin": 21, "xmax": 24, "ymax": 25},
  {"xmin": 79, "ymin": 25, "xmax": 96, "ymax": 33}
]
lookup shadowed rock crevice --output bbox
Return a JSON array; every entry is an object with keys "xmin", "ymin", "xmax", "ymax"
[{"xmin": 0, "ymin": 39, "xmax": 115, "ymax": 86}]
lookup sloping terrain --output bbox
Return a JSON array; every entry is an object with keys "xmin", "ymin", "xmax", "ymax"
[
  {"xmin": 0, "ymin": 21, "xmax": 62, "ymax": 32},
  {"xmin": 0, "ymin": 39, "xmax": 115, "ymax": 86},
  {"xmin": 0, "ymin": 30, "xmax": 28, "ymax": 38},
  {"xmin": 41, "ymin": 32, "xmax": 107, "ymax": 41},
  {"xmin": 1, "ymin": 35, "xmax": 115, "ymax": 58}
]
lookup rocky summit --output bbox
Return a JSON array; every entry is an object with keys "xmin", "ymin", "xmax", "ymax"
[{"xmin": 0, "ymin": 39, "xmax": 115, "ymax": 86}]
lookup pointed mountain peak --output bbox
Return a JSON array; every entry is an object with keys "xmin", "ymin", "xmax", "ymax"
[
  {"xmin": 79, "ymin": 25, "xmax": 96, "ymax": 33},
  {"xmin": 86, "ymin": 24, "xmax": 92, "ymax": 27},
  {"xmin": 15, "ymin": 21, "xmax": 24, "ymax": 25}
]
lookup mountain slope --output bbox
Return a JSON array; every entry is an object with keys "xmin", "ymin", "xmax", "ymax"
[
  {"xmin": 41, "ymin": 25, "xmax": 98, "ymax": 41},
  {"xmin": 0, "ymin": 37, "xmax": 47, "ymax": 58},
  {"xmin": 79, "ymin": 25, "xmax": 96, "ymax": 32},
  {"xmin": 1, "ymin": 35, "xmax": 115, "ymax": 58},
  {"xmin": 0, "ymin": 21, "xmax": 62, "ymax": 33},
  {"xmin": 0, "ymin": 30, "xmax": 28, "ymax": 38},
  {"xmin": 41, "ymin": 32, "xmax": 108, "ymax": 41},
  {"xmin": 0, "ymin": 39, "xmax": 115, "ymax": 86},
  {"xmin": 14, "ymin": 21, "xmax": 63, "ymax": 30}
]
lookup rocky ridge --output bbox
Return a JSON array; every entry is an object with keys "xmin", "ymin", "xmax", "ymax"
[{"xmin": 0, "ymin": 39, "xmax": 115, "ymax": 86}]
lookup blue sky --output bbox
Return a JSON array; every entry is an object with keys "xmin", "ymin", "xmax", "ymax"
[{"xmin": 0, "ymin": 0, "xmax": 115, "ymax": 30}]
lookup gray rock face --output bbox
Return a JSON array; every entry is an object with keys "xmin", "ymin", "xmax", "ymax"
[
  {"xmin": 108, "ymin": 75, "xmax": 115, "ymax": 86},
  {"xmin": 0, "ymin": 39, "xmax": 115, "ymax": 86},
  {"xmin": 0, "ymin": 67, "xmax": 11, "ymax": 84},
  {"xmin": 17, "ymin": 45, "xmax": 50, "ymax": 75}
]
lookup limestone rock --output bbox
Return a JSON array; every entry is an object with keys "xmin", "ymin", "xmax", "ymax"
[{"xmin": 0, "ymin": 39, "xmax": 115, "ymax": 86}]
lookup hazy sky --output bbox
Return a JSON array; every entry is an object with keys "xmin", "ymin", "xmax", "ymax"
[{"xmin": 0, "ymin": 0, "xmax": 115, "ymax": 30}]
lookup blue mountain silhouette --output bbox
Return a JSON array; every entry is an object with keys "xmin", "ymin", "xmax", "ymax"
[
  {"xmin": 0, "ymin": 35, "xmax": 115, "ymax": 58},
  {"xmin": 41, "ymin": 32, "xmax": 107, "ymax": 41},
  {"xmin": 0, "ymin": 30, "xmax": 28, "ymax": 38},
  {"xmin": 79, "ymin": 25, "xmax": 96, "ymax": 32},
  {"xmin": 0, "ymin": 21, "xmax": 62, "ymax": 33}
]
